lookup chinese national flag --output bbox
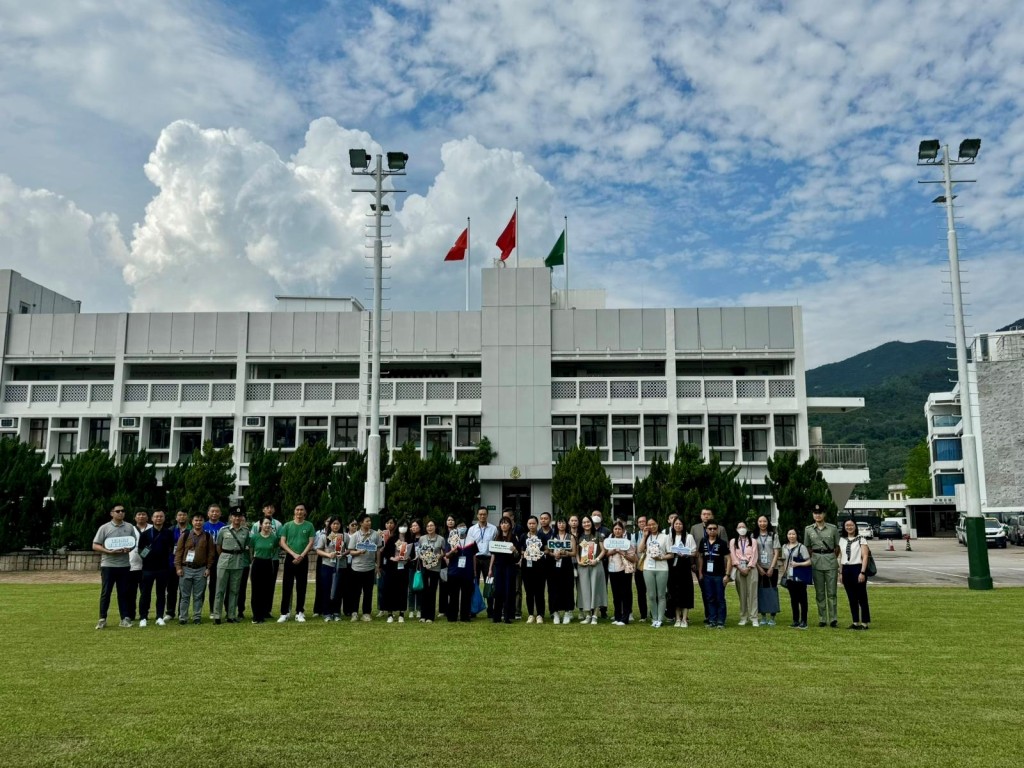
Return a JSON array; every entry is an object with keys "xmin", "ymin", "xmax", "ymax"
[
  {"xmin": 444, "ymin": 228, "xmax": 468, "ymax": 261},
  {"xmin": 496, "ymin": 211, "xmax": 516, "ymax": 261}
]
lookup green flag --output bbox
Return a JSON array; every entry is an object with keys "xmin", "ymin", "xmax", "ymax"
[{"xmin": 544, "ymin": 230, "xmax": 565, "ymax": 268}]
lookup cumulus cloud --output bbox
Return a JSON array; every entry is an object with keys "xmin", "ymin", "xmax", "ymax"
[{"xmin": 0, "ymin": 175, "xmax": 129, "ymax": 311}]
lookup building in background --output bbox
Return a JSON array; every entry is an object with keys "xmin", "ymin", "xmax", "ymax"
[{"xmin": 0, "ymin": 267, "xmax": 867, "ymax": 520}]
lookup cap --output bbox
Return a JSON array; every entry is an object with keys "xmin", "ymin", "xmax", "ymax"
[{"xmin": 811, "ymin": 504, "xmax": 825, "ymax": 514}]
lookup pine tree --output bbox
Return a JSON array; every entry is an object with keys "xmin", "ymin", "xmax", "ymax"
[
  {"xmin": 0, "ymin": 438, "xmax": 53, "ymax": 552},
  {"xmin": 551, "ymin": 443, "xmax": 613, "ymax": 519},
  {"xmin": 51, "ymin": 446, "xmax": 116, "ymax": 550},
  {"xmin": 178, "ymin": 441, "xmax": 236, "ymax": 514},
  {"xmin": 765, "ymin": 451, "xmax": 836, "ymax": 537},
  {"xmin": 280, "ymin": 440, "xmax": 337, "ymax": 524},
  {"xmin": 243, "ymin": 445, "xmax": 283, "ymax": 516}
]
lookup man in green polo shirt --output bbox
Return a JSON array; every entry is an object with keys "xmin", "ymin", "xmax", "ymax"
[
  {"xmin": 212, "ymin": 509, "xmax": 251, "ymax": 624},
  {"xmin": 803, "ymin": 504, "xmax": 840, "ymax": 628},
  {"xmin": 278, "ymin": 504, "xmax": 315, "ymax": 623}
]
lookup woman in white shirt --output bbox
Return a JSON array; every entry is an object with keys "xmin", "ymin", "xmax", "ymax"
[
  {"xmin": 839, "ymin": 519, "xmax": 871, "ymax": 630},
  {"xmin": 780, "ymin": 528, "xmax": 810, "ymax": 629},
  {"xmin": 602, "ymin": 520, "xmax": 637, "ymax": 625},
  {"xmin": 754, "ymin": 515, "xmax": 781, "ymax": 627},
  {"xmin": 666, "ymin": 517, "xmax": 696, "ymax": 628},
  {"xmin": 638, "ymin": 518, "xmax": 671, "ymax": 628}
]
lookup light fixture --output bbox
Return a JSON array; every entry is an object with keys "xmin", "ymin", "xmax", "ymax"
[
  {"xmin": 932, "ymin": 195, "xmax": 957, "ymax": 204},
  {"xmin": 370, "ymin": 203, "xmax": 390, "ymax": 212},
  {"xmin": 386, "ymin": 152, "xmax": 408, "ymax": 171},
  {"xmin": 918, "ymin": 139, "xmax": 940, "ymax": 162},
  {"xmin": 958, "ymin": 138, "xmax": 981, "ymax": 161},
  {"xmin": 349, "ymin": 149, "xmax": 370, "ymax": 170}
]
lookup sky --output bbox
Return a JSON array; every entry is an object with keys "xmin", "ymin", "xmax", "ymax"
[{"xmin": 1, "ymin": 0, "xmax": 1022, "ymax": 367}]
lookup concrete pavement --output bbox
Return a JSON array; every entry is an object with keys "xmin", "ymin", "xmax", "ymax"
[{"xmin": 868, "ymin": 537, "xmax": 1024, "ymax": 586}]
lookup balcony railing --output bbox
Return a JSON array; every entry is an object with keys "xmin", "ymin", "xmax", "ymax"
[
  {"xmin": 243, "ymin": 379, "xmax": 482, "ymax": 404},
  {"xmin": 2, "ymin": 381, "xmax": 114, "ymax": 405},
  {"xmin": 552, "ymin": 377, "xmax": 796, "ymax": 402},
  {"xmin": 811, "ymin": 444, "xmax": 867, "ymax": 469}
]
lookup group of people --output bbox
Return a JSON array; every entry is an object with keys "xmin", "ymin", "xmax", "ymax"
[{"xmin": 91, "ymin": 501, "xmax": 873, "ymax": 631}]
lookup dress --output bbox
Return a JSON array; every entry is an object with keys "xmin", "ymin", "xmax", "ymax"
[
  {"xmin": 380, "ymin": 537, "xmax": 411, "ymax": 612},
  {"xmin": 666, "ymin": 533, "xmax": 696, "ymax": 610}
]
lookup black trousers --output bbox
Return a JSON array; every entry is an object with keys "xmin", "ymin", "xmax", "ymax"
[
  {"xmin": 522, "ymin": 563, "xmax": 546, "ymax": 616},
  {"xmin": 165, "ymin": 568, "xmax": 179, "ymax": 617},
  {"xmin": 250, "ymin": 558, "xmax": 276, "ymax": 621},
  {"xmin": 99, "ymin": 566, "xmax": 132, "ymax": 621},
  {"xmin": 438, "ymin": 573, "xmax": 451, "ymax": 617},
  {"xmin": 446, "ymin": 576, "xmax": 474, "ymax": 622},
  {"xmin": 138, "ymin": 569, "xmax": 168, "ymax": 620},
  {"xmin": 127, "ymin": 570, "xmax": 142, "ymax": 619},
  {"xmin": 786, "ymin": 581, "xmax": 808, "ymax": 624},
  {"xmin": 633, "ymin": 568, "xmax": 647, "ymax": 619},
  {"xmin": 421, "ymin": 570, "xmax": 440, "ymax": 621},
  {"xmin": 492, "ymin": 563, "xmax": 516, "ymax": 622},
  {"xmin": 237, "ymin": 565, "xmax": 250, "ymax": 616},
  {"xmin": 352, "ymin": 569, "xmax": 375, "ymax": 615},
  {"xmin": 610, "ymin": 571, "xmax": 633, "ymax": 623},
  {"xmin": 280, "ymin": 557, "xmax": 309, "ymax": 615},
  {"xmin": 841, "ymin": 565, "xmax": 871, "ymax": 623}
]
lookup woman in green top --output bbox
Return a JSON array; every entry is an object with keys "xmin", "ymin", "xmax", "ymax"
[{"xmin": 249, "ymin": 518, "xmax": 279, "ymax": 623}]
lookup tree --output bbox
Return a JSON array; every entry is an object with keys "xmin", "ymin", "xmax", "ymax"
[
  {"xmin": 0, "ymin": 438, "xmax": 53, "ymax": 552},
  {"xmin": 765, "ymin": 451, "xmax": 837, "ymax": 537},
  {"xmin": 551, "ymin": 443, "xmax": 613, "ymax": 518},
  {"xmin": 243, "ymin": 445, "xmax": 283, "ymax": 516},
  {"xmin": 321, "ymin": 450, "xmax": 368, "ymax": 525},
  {"xmin": 281, "ymin": 440, "xmax": 338, "ymax": 523},
  {"xmin": 116, "ymin": 450, "xmax": 161, "ymax": 511},
  {"xmin": 161, "ymin": 456, "xmax": 190, "ymax": 513},
  {"xmin": 904, "ymin": 439, "xmax": 931, "ymax": 498},
  {"xmin": 385, "ymin": 444, "xmax": 481, "ymax": 524},
  {"xmin": 175, "ymin": 441, "xmax": 236, "ymax": 514},
  {"xmin": 51, "ymin": 446, "xmax": 117, "ymax": 550}
]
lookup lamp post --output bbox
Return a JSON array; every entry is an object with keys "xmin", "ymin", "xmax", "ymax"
[
  {"xmin": 917, "ymin": 138, "xmax": 992, "ymax": 590},
  {"xmin": 350, "ymin": 149, "xmax": 408, "ymax": 517}
]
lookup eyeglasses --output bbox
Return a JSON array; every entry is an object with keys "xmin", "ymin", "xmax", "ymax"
[
  {"xmin": 707, "ymin": 526, "xmax": 718, "ymax": 531},
  {"xmin": 112, "ymin": 508, "xmax": 125, "ymax": 513}
]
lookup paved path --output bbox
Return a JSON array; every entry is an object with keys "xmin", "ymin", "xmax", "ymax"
[{"xmin": 868, "ymin": 537, "xmax": 1024, "ymax": 586}]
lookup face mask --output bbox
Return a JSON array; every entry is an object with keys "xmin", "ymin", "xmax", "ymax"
[
  {"xmin": 457, "ymin": 527, "xmax": 467, "ymax": 537},
  {"xmin": 592, "ymin": 516, "xmax": 602, "ymax": 525},
  {"xmin": 398, "ymin": 526, "xmax": 408, "ymax": 534},
  {"xmin": 737, "ymin": 527, "xmax": 748, "ymax": 536}
]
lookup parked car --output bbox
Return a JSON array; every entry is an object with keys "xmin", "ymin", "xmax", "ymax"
[
  {"xmin": 878, "ymin": 520, "xmax": 903, "ymax": 540},
  {"xmin": 956, "ymin": 514, "xmax": 1008, "ymax": 548},
  {"xmin": 1009, "ymin": 515, "xmax": 1024, "ymax": 546},
  {"xmin": 856, "ymin": 522, "xmax": 874, "ymax": 539}
]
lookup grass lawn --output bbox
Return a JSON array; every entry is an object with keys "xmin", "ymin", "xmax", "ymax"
[{"xmin": 0, "ymin": 584, "xmax": 1021, "ymax": 768}]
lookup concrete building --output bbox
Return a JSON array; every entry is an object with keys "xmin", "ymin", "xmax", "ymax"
[{"xmin": 0, "ymin": 267, "xmax": 867, "ymax": 520}]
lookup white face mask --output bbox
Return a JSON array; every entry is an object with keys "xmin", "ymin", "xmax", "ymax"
[
  {"xmin": 398, "ymin": 526, "xmax": 408, "ymax": 534},
  {"xmin": 737, "ymin": 527, "xmax": 748, "ymax": 536},
  {"xmin": 592, "ymin": 516, "xmax": 602, "ymax": 525},
  {"xmin": 457, "ymin": 527, "xmax": 467, "ymax": 537}
]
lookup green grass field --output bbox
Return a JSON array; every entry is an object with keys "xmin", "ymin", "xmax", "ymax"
[{"xmin": 1, "ymin": 584, "xmax": 1022, "ymax": 768}]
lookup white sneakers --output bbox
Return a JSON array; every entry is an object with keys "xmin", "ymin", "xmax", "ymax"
[
  {"xmin": 156, "ymin": 617, "xmax": 165, "ymax": 627},
  {"xmin": 277, "ymin": 614, "xmax": 290, "ymax": 623},
  {"xmin": 95, "ymin": 618, "xmax": 106, "ymax": 630},
  {"xmin": 527, "ymin": 615, "xmax": 535, "ymax": 623},
  {"xmin": 536, "ymin": 616, "xmax": 544, "ymax": 624},
  {"xmin": 387, "ymin": 615, "xmax": 394, "ymax": 623},
  {"xmin": 361, "ymin": 614, "xmax": 371, "ymax": 622},
  {"xmin": 562, "ymin": 613, "xmax": 572, "ymax": 624},
  {"xmin": 739, "ymin": 619, "xmax": 748, "ymax": 626},
  {"xmin": 651, "ymin": 620, "xmax": 662, "ymax": 628},
  {"xmin": 398, "ymin": 615, "xmax": 405, "ymax": 623},
  {"xmin": 752, "ymin": 618, "xmax": 760, "ymax": 627},
  {"xmin": 613, "ymin": 620, "xmax": 625, "ymax": 626},
  {"xmin": 589, "ymin": 615, "xmax": 598, "ymax": 625},
  {"xmin": 295, "ymin": 613, "xmax": 306, "ymax": 623},
  {"xmin": 139, "ymin": 618, "xmax": 148, "ymax": 628},
  {"xmin": 351, "ymin": 613, "xmax": 359, "ymax": 622}
]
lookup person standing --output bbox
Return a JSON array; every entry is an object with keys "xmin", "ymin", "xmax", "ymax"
[
  {"xmin": 604, "ymin": 519, "xmax": 637, "ymax": 626},
  {"xmin": 666, "ymin": 517, "xmax": 697, "ymax": 628},
  {"xmin": 248, "ymin": 517, "xmax": 280, "ymax": 623},
  {"xmin": 591, "ymin": 511, "xmax": 611, "ymax": 619},
  {"xmin": 406, "ymin": 519, "xmax": 422, "ymax": 618},
  {"xmin": 174, "ymin": 513, "xmax": 215, "ymax": 625},
  {"xmin": 520, "ymin": 516, "xmax": 547, "ymax": 624},
  {"xmin": 444, "ymin": 521, "xmax": 477, "ymax": 622},
  {"xmin": 781, "ymin": 528, "xmax": 811, "ymax": 629},
  {"xmin": 547, "ymin": 519, "xmax": 577, "ymax": 624},
  {"xmin": 730, "ymin": 521, "xmax": 760, "ymax": 626},
  {"xmin": 630, "ymin": 516, "xmax": 648, "ymax": 622},
  {"xmin": 466, "ymin": 507, "xmax": 497, "ymax": 618},
  {"xmin": 839, "ymin": 519, "xmax": 872, "ymax": 630},
  {"xmin": 803, "ymin": 504, "xmax": 840, "ymax": 628},
  {"xmin": 639, "ymin": 518, "xmax": 671, "ymax": 628},
  {"xmin": 576, "ymin": 515, "xmax": 606, "ymax": 624},
  {"xmin": 251, "ymin": 503, "xmax": 284, "ymax": 579},
  {"xmin": 697, "ymin": 523, "xmax": 731, "ymax": 629},
  {"xmin": 487, "ymin": 517, "xmax": 520, "ymax": 624},
  {"xmin": 347, "ymin": 513, "xmax": 383, "ymax": 621},
  {"xmin": 203, "ymin": 504, "xmax": 227, "ymax": 616},
  {"xmin": 691, "ymin": 508, "xmax": 729, "ymax": 625},
  {"xmin": 277, "ymin": 503, "xmax": 315, "ymax": 623},
  {"xmin": 212, "ymin": 509, "xmax": 250, "ymax": 624},
  {"xmin": 380, "ymin": 520, "xmax": 411, "ymax": 623},
  {"xmin": 164, "ymin": 510, "xmax": 189, "ymax": 622},
  {"xmin": 755, "ymin": 515, "xmax": 781, "ymax": 627},
  {"xmin": 417, "ymin": 519, "xmax": 446, "ymax": 623},
  {"xmin": 315, "ymin": 517, "xmax": 348, "ymax": 622},
  {"xmin": 137, "ymin": 509, "xmax": 174, "ymax": 627},
  {"xmin": 438, "ymin": 515, "xmax": 458, "ymax": 618},
  {"xmin": 91, "ymin": 504, "xmax": 138, "ymax": 629},
  {"xmin": 127, "ymin": 509, "xmax": 151, "ymax": 621}
]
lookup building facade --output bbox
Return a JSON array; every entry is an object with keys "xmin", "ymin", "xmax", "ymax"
[{"xmin": 0, "ymin": 267, "xmax": 866, "ymax": 520}]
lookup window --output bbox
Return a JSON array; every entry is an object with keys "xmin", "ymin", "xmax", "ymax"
[
  {"xmin": 611, "ymin": 415, "xmax": 639, "ymax": 425},
  {"xmin": 303, "ymin": 416, "xmax": 328, "ymax": 427},
  {"xmin": 56, "ymin": 432, "xmax": 76, "ymax": 463},
  {"xmin": 395, "ymin": 416, "xmax": 421, "ymax": 449},
  {"xmin": 19, "ymin": 302, "xmax": 30, "ymax": 314},
  {"xmin": 933, "ymin": 439, "xmax": 963, "ymax": 462},
  {"xmin": 741, "ymin": 429, "xmax": 769, "ymax": 461},
  {"xmin": 149, "ymin": 418, "xmax": 171, "ymax": 450},
  {"xmin": 303, "ymin": 430, "xmax": 328, "ymax": 446},
  {"xmin": 272, "ymin": 417, "xmax": 296, "ymax": 449},
  {"xmin": 710, "ymin": 449, "xmax": 736, "ymax": 462},
  {"xmin": 931, "ymin": 414, "xmax": 960, "ymax": 428},
  {"xmin": 643, "ymin": 415, "xmax": 668, "ymax": 447},
  {"xmin": 740, "ymin": 414, "xmax": 768, "ymax": 425},
  {"xmin": 774, "ymin": 415, "xmax": 797, "ymax": 448},
  {"xmin": 552, "ymin": 429, "xmax": 575, "ymax": 460},
  {"xmin": 27, "ymin": 419, "xmax": 47, "ymax": 450},
  {"xmin": 243, "ymin": 431, "xmax": 264, "ymax": 462},
  {"xmin": 425, "ymin": 430, "xmax": 452, "ymax": 456},
  {"xmin": 678, "ymin": 427, "xmax": 703, "ymax": 450},
  {"xmin": 580, "ymin": 415, "xmax": 607, "ymax": 448},
  {"xmin": 120, "ymin": 431, "xmax": 139, "ymax": 455},
  {"xmin": 334, "ymin": 417, "xmax": 359, "ymax": 449},
  {"xmin": 179, "ymin": 431, "xmax": 202, "ymax": 456},
  {"xmin": 611, "ymin": 428, "xmax": 640, "ymax": 461},
  {"xmin": 59, "ymin": 418, "xmax": 78, "ymax": 429},
  {"xmin": 180, "ymin": 417, "xmax": 202, "ymax": 429},
  {"xmin": 456, "ymin": 416, "xmax": 481, "ymax": 447},
  {"xmin": 211, "ymin": 418, "xmax": 233, "ymax": 449},
  {"xmin": 707, "ymin": 415, "xmax": 735, "ymax": 447},
  {"xmin": 935, "ymin": 473, "xmax": 964, "ymax": 497},
  {"xmin": 88, "ymin": 418, "xmax": 111, "ymax": 449}
]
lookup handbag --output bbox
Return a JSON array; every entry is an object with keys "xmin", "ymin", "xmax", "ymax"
[
  {"xmin": 411, "ymin": 569, "xmax": 424, "ymax": 592},
  {"xmin": 865, "ymin": 548, "xmax": 877, "ymax": 578},
  {"xmin": 471, "ymin": 582, "xmax": 485, "ymax": 614},
  {"xmin": 482, "ymin": 577, "xmax": 494, "ymax": 598}
]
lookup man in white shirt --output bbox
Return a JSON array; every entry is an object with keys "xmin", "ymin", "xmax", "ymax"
[
  {"xmin": 466, "ymin": 507, "xmax": 497, "ymax": 618},
  {"xmin": 127, "ymin": 510, "xmax": 151, "ymax": 622}
]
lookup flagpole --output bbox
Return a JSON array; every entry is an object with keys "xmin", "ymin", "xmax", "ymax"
[
  {"xmin": 514, "ymin": 196, "xmax": 519, "ymax": 268},
  {"xmin": 564, "ymin": 215, "xmax": 569, "ymax": 309},
  {"xmin": 465, "ymin": 217, "xmax": 471, "ymax": 311}
]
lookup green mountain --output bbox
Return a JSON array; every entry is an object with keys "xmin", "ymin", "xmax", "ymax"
[
  {"xmin": 997, "ymin": 318, "xmax": 1024, "ymax": 332},
  {"xmin": 806, "ymin": 341, "xmax": 952, "ymax": 498}
]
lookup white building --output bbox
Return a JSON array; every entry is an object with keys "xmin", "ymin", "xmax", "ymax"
[{"xmin": 0, "ymin": 267, "xmax": 867, "ymax": 520}]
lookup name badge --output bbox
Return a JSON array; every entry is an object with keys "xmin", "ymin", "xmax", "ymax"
[
  {"xmin": 139, "ymin": 546, "xmax": 151, "ymax": 559},
  {"xmin": 556, "ymin": 559, "xmax": 562, "ymax": 568},
  {"xmin": 397, "ymin": 562, "xmax": 405, "ymax": 570},
  {"xmin": 707, "ymin": 560, "xmax": 714, "ymax": 574},
  {"xmin": 457, "ymin": 556, "xmax": 467, "ymax": 569},
  {"xmin": 185, "ymin": 550, "xmax": 196, "ymax": 564},
  {"xmin": 526, "ymin": 559, "xmax": 533, "ymax": 568},
  {"xmin": 787, "ymin": 567, "xmax": 794, "ymax": 578}
]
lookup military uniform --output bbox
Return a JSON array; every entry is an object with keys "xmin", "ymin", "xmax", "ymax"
[
  {"xmin": 803, "ymin": 521, "xmax": 840, "ymax": 625},
  {"xmin": 213, "ymin": 525, "xmax": 250, "ymax": 622}
]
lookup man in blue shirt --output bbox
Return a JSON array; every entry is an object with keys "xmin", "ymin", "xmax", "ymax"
[{"xmin": 466, "ymin": 507, "xmax": 497, "ymax": 618}]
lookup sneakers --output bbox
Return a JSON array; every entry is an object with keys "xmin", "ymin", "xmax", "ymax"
[
  {"xmin": 674, "ymin": 619, "xmax": 682, "ymax": 628},
  {"xmin": 738, "ymin": 619, "xmax": 747, "ymax": 626},
  {"xmin": 830, "ymin": 620, "xmax": 838, "ymax": 628},
  {"xmin": 536, "ymin": 616, "xmax": 543, "ymax": 624},
  {"xmin": 324, "ymin": 616, "xmax": 332, "ymax": 623},
  {"xmin": 119, "ymin": 618, "xmax": 132, "ymax": 628},
  {"xmin": 768, "ymin": 618, "xmax": 776, "ymax": 627},
  {"xmin": 351, "ymin": 613, "xmax": 359, "ymax": 622},
  {"xmin": 527, "ymin": 615, "xmax": 535, "ymax": 624},
  {"xmin": 295, "ymin": 613, "xmax": 306, "ymax": 623},
  {"xmin": 590, "ymin": 615, "xmax": 598, "ymax": 625},
  {"xmin": 192, "ymin": 618, "xmax": 201, "ymax": 625},
  {"xmin": 332, "ymin": 615, "xmax": 340, "ymax": 622},
  {"xmin": 139, "ymin": 618, "xmax": 148, "ymax": 628},
  {"xmin": 681, "ymin": 620, "xmax": 688, "ymax": 628},
  {"xmin": 377, "ymin": 610, "xmax": 385, "ymax": 618},
  {"xmin": 155, "ymin": 618, "xmax": 165, "ymax": 627},
  {"xmin": 398, "ymin": 615, "xmax": 405, "ymax": 623},
  {"xmin": 798, "ymin": 621, "xmax": 808, "ymax": 629},
  {"xmin": 361, "ymin": 614, "xmax": 371, "ymax": 622},
  {"xmin": 95, "ymin": 618, "xmax": 106, "ymax": 630},
  {"xmin": 162, "ymin": 613, "xmax": 172, "ymax": 622},
  {"xmin": 579, "ymin": 615, "xmax": 589, "ymax": 623},
  {"xmin": 562, "ymin": 613, "xmax": 572, "ymax": 625},
  {"xmin": 278, "ymin": 614, "xmax": 290, "ymax": 623},
  {"xmin": 387, "ymin": 615, "xmax": 394, "ymax": 623},
  {"xmin": 752, "ymin": 619, "xmax": 760, "ymax": 627}
]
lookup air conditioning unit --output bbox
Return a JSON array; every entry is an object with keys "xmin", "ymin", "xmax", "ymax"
[
  {"xmin": 425, "ymin": 415, "xmax": 443, "ymax": 427},
  {"xmin": 119, "ymin": 417, "xmax": 139, "ymax": 429},
  {"xmin": 244, "ymin": 416, "xmax": 265, "ymax": 428},
  {"xmin": 0, "ymin": 417, "xmax": 16, "ymax": 429}
]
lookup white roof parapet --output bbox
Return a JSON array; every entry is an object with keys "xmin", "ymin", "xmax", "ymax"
[{"xmin": 806, "ymin": 397, "xmax": 865, "ymax": 414}]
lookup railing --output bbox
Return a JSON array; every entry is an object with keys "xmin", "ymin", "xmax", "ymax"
[
  {"xmin": 244, "ymin": 379, "xmax": 481, "ymax": 404},
  {"xmin": 124, "ymin": 381, "xmax": 237, "ymax": 404},
  {"xmin": 2, "ymin": 381, "xmax": 114, "ymax": 405},
  {"xmin": 811, "ymin": 444, "xmax": 867, "ymax": 469},
  {"xmin": 552, "ymin": 377, "xmax": 797, "ymax": 402}
]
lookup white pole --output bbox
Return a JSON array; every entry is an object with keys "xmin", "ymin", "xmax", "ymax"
[
  {"xmin": 564, "ymin": 215, "xmax": 569, "ymax": 308},
  {"xmin": 515, "ymin": 196, "xmax": 519, "ymax": 268},
  {"xmin": 466, "ymin": 217, "xmax": 471, "ymax": 311},
  {"xmin": 366, "ymin": 153, "xmax": 383, "ymax": 517}
]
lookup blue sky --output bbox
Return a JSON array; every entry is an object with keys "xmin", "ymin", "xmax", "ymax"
[{"xmin": 1, "ymin": 0, "xmax": 1021, "ymax": 366}]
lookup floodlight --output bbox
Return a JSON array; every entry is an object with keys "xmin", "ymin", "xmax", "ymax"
[
  {"xmin": 958, "ymin": 138, "xmax": 981, "ymax": 161},
  {"xmin": 918, "ymin": 140, "xmax": 940, "ymax": 162},
  {"xmin": 370, "ymin": 204, "xmax": 390, "ymax": 212},
  {"xmin": 932, "ymin": 195, "xmax": 957, "ymax": 204},
  {"xmin": 349, "ymin": 149, "xmax": 370, "ymax": 170},
  {"xmin": 386, "ymin": 152, "xmax": 408, "ymax": 171}
]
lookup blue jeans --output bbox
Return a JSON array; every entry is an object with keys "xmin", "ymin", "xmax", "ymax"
[{"xmin": 701, "ymin": 576, "xmax": 727, "ymax": 626}]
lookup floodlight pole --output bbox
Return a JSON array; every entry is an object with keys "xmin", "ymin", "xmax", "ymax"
[{"xmin": 935, "ymin": 143, "xmax": 992, "ymax": 590}]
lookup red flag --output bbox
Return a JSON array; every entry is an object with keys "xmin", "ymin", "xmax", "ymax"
[
  {"xmin": 496, "ymin": 210, "xmax": 516, "ymax": 261},
  {"xmin": 444, "ymin": 228, "xmax": 468, "ymax": 261}
]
